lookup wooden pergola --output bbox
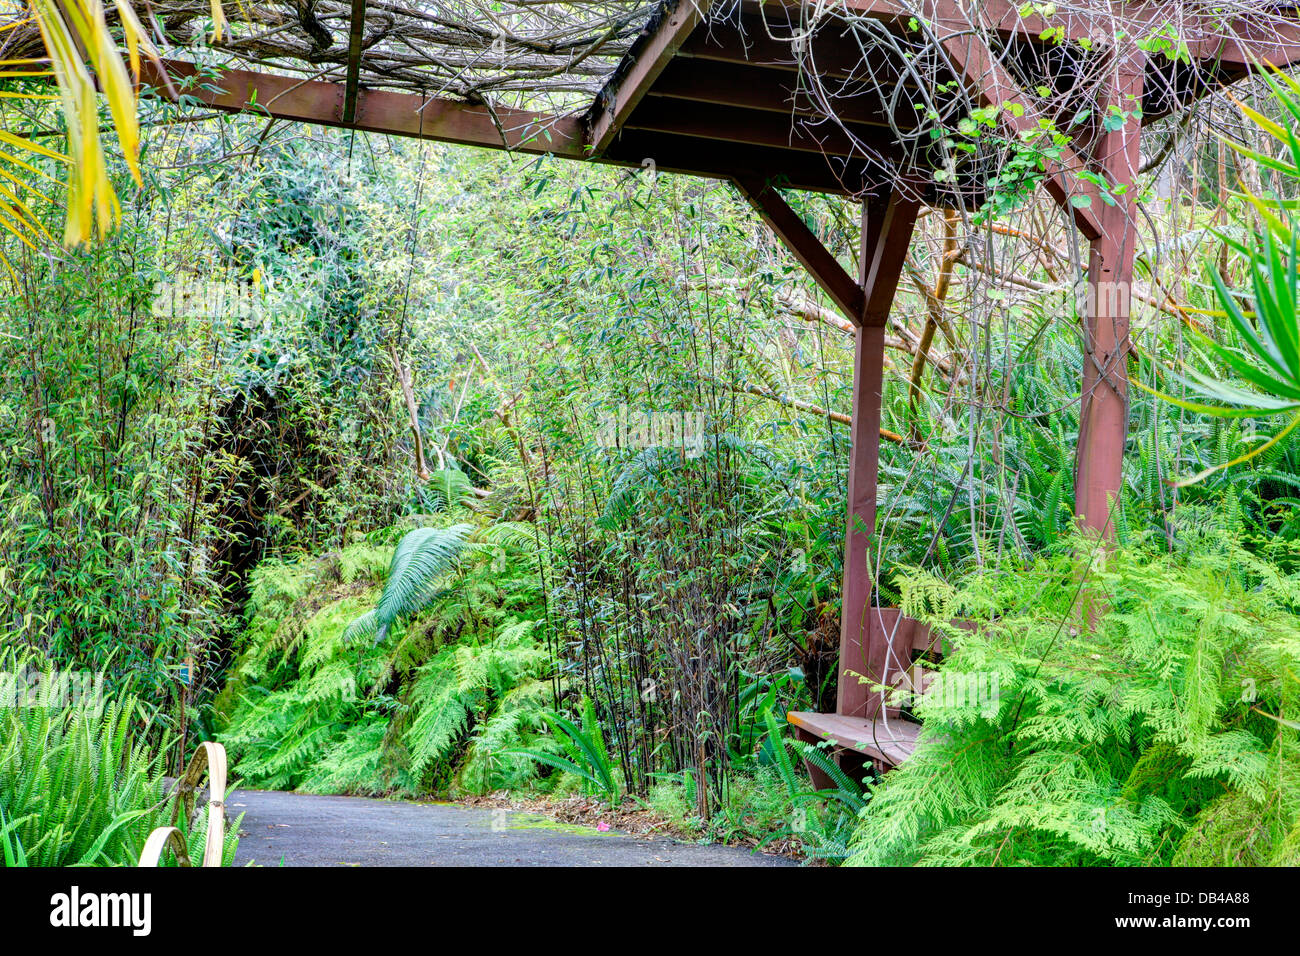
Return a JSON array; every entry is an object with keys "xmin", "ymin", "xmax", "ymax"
[{"xmin": 135, "ymin": 0, "xmax": 1300, "ymax": 774}]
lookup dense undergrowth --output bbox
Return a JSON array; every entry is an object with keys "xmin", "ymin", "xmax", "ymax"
[
  {"xmin": 215, "ymin": 504, "xmax": 865, "ymax": 860},
  {"xmin": 8, "ymin": 34, "xmax": 1300, "ymax": 870},
  {"xmin": 850, "ymin": 531, "xmax": 1300, "ymax": 866},
  {"xmin": 0, "ymin": 651, "xmax": 240, "ymax": 867},
  {"xmin": 215, "ymin": 514, "xmax": 558, "ymax": 797}
]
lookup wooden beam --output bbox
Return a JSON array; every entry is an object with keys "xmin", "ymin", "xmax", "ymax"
[
  {"xmin": 733, "ymin": 175, "xmax": 865, "ymax": 323},
  {"xmin": 648, "ymin": 57, "xmax": 931, "ymax": 129},
  {"xmin": 1202, "ymin": 25, "xmax": 1300, "ymax": 71},
  {"xmin": 586, "ymin": 0, "xmax": 709, "ymax": 155},
  {"xmin": 1075, "ymin": 61, "xmax": 1144, "ymax": 536},
  {"xmin": 860, "ymin": 184, "xmax": 922, "ymax": 327},
  {"xmin": 342, "ymin": 0, "xmax": 369, "ymax": 124},
  {"xmin": 781, "ymin": 0, "xmax": 1300, "ymax": 68},
  {"xmin": 140, "ymin": 59, "xmax": 587, "ymax": 156},
  {"xmin": 142, "ymin": 59, "xmax": 884, "ymax": 194},
  {"xmin": 840, "ymin": 185, "xmax": 920, "ymax": 722},
  {"xmin": 624, "ymin": 97, "xmax": 896, "ymax": 158},
  {"xmin": 679, "ymin": 11, "xmax": 952, "ymax": 87},
  {"xmin": 934, "ymin": 29, "xmax": 1103, "ymax": 239},
  {"xmin": 604, "ymin": 129, "xmax": 873, "ymax": 194}
]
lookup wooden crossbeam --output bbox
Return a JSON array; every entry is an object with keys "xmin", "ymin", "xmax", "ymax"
[
  {"xmin": 767, "ymin": 0, "xmax": 1300, "ymax": 68},
  {"xmin": 733, "ymin": 175, "xmax": 865, "ymax": 322},
  {"xmin": 648, "ymin": 58, "xmax": 931, "ymax": 129},
  {"xmin": 140, "ymin": 59, "xmax": 586, "ymax": 156},
  {"xmin": 140, "ymin": 58, "xmax": 871, "ymax": 195},
  {"xmin": 935, "ymin": 29, "xmax": 1104, "ymax": 239},
  {"xmin": 586, "ymin": 0, "xmax": 710, "ymax": 154},
  {"xmin": 680, "ymin": 10, "xmax": 952, "ymax": 87}
]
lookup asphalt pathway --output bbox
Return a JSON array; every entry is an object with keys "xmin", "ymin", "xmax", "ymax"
[{"xmin": 228, "ymin": 788, "xmax": 795, "ymax": 867}]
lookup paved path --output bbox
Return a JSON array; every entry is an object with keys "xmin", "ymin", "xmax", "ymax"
[{"xmin": 229, "ymin": 789, "xmax": 795, "ymax": 867}]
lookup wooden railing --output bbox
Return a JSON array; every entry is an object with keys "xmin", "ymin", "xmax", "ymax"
[{"xmin": 137, "ymin": 741, "xmax": 228, "ymax": 867}]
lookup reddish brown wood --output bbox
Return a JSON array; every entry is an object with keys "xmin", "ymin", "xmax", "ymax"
[
  {"xmin": 838, "ymin": 608, "xmax": 947, "ymax": 719},
  {"xmin": 142, "ymin": 59, "xmax": 588, "ymax": 156},
  {"xmin": 789, "ymin": 723, "xmax": 838, "ymax": 790},
  {"xmin": 342, "ymin": 0, "xmax": 369, "ymax": 123},
  {"xmin": 587, "ymin": 0, "xmax": 710, "ymax": 154},
  {"xmin": 820, "ymin": 0, "xmax": 1300, "ymax": 68},
  {"xmin": 647, "ymin": 58, "xmax": 929, "ymax": 129},
  {"xmin": 1075, "ymin": 62, "xmax": 1144, "ymax": 535},
  {"xmin": 785, "ymin": 710, "xmax": 922, "ymax": 767},
  {"xmin": 679, "ymin": 11, "xmax": 951, "ymax": 87},
  {"xmin": 603, "ymin": 129, "xmax": 876, "ymax": 194},
  {"xmin": 734, "ymin": 175, "xmax": 865, "ymax": 322},
  {"xmin": 623, "ymin": 97, "xmax": 894, "ymax": 158},
  {"xmin": 932, "ymin": 29, "xmax": 1103, "ymax": 240},
  {"xmin": 837, "ymin": 187, "xmax": 920, "ymax": 734},
  {"xmin": 860, "ymin": 186, "xmax": 922, "ymax": 326}
]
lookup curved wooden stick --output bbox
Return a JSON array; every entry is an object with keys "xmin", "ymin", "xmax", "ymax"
[
  {"xmin": 138, "ymin": 741, "xmax": 228, "ymax": 867},
  {"xmin": 138, "ymin": 827, "xmax": 191, "ymax": 868}
]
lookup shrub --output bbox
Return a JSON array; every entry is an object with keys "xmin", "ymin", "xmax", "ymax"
[{"xmin": 849, "ymin": 533, "xmax": 1300, "ymax": 866}]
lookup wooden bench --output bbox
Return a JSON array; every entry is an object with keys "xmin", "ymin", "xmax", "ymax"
[{"xmin": 786, "ymin": 608, "xmax": 948, "ymax": 786}]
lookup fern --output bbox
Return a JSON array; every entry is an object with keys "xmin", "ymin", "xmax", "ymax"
[
  {"xmin": 848, "ymin": 534, "xmax": 1300, "ymax": 866},
  {"xmin": 222, "ymin": 526, "xmax": 551, "ymax": 798},
  {"xmin": 0, "ymin": 672, "xmax": 177, "ymax": 866},
  {"xmin": 345, "ymin": 524, "xmax": 472, "ymax": 645},
  {"xmin": 503, "ymin": 696, "xmax": 621, "ymax": 804}
]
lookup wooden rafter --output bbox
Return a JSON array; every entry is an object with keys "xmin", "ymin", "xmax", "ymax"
[
  {"xmin": 342, "ymin": 0, "xmax": 370, "ymax": 124},
  {"xmin": 586, "ymin": 0, "xmax": 710, "ymax": 154},
  {"xmin": 647, "ymin": 58, "xmax": 930, "ymax": 129}
]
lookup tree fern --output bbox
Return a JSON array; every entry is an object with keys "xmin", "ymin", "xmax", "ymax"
[{"xmin": 344, "ymin": 524, "xmax": 472, "ymax": 644}]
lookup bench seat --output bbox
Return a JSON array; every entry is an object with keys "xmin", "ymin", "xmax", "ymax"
[{"xmin": 786, "ymin": 710, "xmax": 921, "ymax": 768}]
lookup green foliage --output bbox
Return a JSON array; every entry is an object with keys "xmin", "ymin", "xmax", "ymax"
[
  {"xmin": 848, "ymin": 534, "xmax": 1300, "ymax": 866},
  {"xmin": 758, "ymin": 709, "xmax": 867, "ymax": 863},
  {"xmin": 505, "ymin": 696, "xmax": 621, "ymax": 805},
  {"xmin": 344, "ymin": 524, "xmax": 473, "ymax": 644},
  {"xmin": 403, "ymin": 620, "xmax": 549, "ymax": 786},
  {"xmin": 13, "ymin": 74, "xmax": 1300, "ymax": 871},
  {"xmin": 221, "ymin": 529, "xmax": 553, "ymax": 796},
  {"xmin": 1138, "ymin": 67, "xmax": 1300, "ymax": 483},
  {"xmin": 0, "ymin": 673, "xmax": 171, "ymax": 866}
]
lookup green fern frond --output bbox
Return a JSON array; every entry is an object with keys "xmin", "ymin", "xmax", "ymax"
[{"xmin": 345, "ymin": 524, "xmax": 472, "ymax": 644}]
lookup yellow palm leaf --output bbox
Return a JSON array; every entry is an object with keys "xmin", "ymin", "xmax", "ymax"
[{"xmin": 5, "ymin": 0, "xmax": 161, "ymax": 250}]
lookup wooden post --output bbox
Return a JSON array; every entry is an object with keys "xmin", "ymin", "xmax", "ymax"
[
  {"xmin": 1075, "ymin": 62, "xmax": 1144, "ymax": 535},
  {"xmin": 839, "ymin": 186, "xmax": 920, "ymax": 719}
]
